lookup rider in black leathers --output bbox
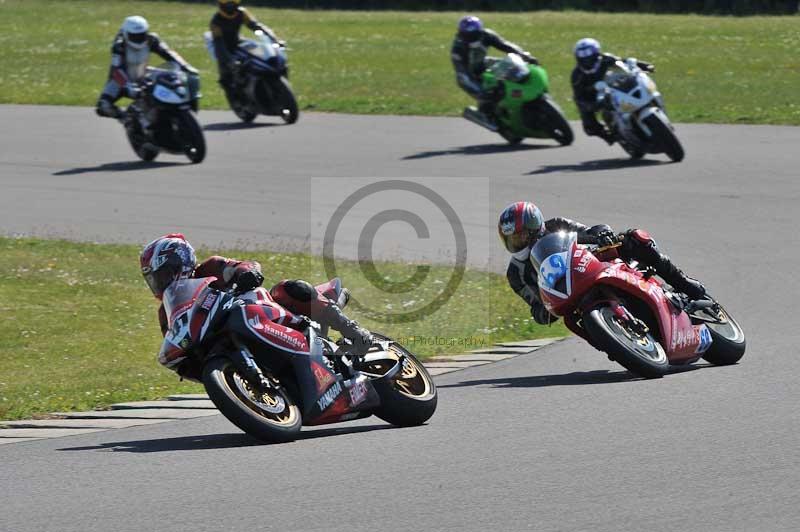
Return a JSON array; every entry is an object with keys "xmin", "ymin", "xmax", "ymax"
[
  {"xmin": 499, "ymin": 202, "xmax": 706, "ymax": 325},
  {"xmin": 571, "ymin": 38, "xmax": 654, "ymax": 143},
  {"xmin": 451, "ymin": 16, "xmax": 538, "ymax": 127}
]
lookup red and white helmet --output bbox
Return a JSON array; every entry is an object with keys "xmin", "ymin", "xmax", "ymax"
[
  {"xmin": 140, "ymin": 233, "xmax": 196, "ymax": 299},
  {"xmin": 498, "ymin": 201, "xmax": 545, "ymax": 253}
]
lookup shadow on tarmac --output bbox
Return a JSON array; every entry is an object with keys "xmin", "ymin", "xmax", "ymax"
[
  {"xmin": 439, "ymin": 364, "xmax": 705, "ymax": 389},
  {"xmin": 57, "ymin": 424, "xmax": 395, "ymax": 453},
  {"xmin": 526, "ymin": 157, "xmax": 667, "ymax": 175},
  {"xmin": 203, "ymin": 121, "xmax": 280, "ymax": 131},
  {"xmin": 403, "ymin": 143, "xmax": 556, "ymax": 160},
  {"xmin": 53, "ymin": 160, "xmax": 186, "ymax": 176}
]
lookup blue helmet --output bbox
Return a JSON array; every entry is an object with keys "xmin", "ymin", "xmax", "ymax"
[
  {"xmin": 574, "ymin": 38, "xmax": 602, "ymax": 74},
  {"xmin": 458, "ymin": 15, "xmax": 483, "ymax": 42}
]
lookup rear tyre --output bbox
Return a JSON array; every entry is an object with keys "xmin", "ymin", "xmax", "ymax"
[
  {"xmin": 363, "ymin": 335, "xmax": 437, "ymax": 427},
  {"xmin": 274, "ymin": 77, "xmax": 299, "ymax": 124},
  {"xmin": 203, "ymin": 357, "xmax": 302, "ymax": 443},
  {"xmin": 541, "ymin": 95, "xmax": 573, "ymax": 146},
  {"xmin": 689, "ymin": 302, "xmax": 746, "ymax": 365},
  {"xmin": 125, "ymin": 122, "xmax": 158, "ymax": 162},
  {"xmin": 583, "ymin": 305, "xmax": 669, "ymax": 379},
  {"xmin": 225, "ymin": 88, "xmax": 256, "ymax": 123},
  {"xmin": 175, "ymin": 111, "xmax": 206, "ymax": 164},
  {"xmin": 643, "ymin": 112, "xmax": 684, "ymax": 162}
]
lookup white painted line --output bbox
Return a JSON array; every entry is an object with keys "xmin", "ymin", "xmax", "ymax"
[
  {"xmin": 0, "ymin": 428, "xmax": 106, "ymax": 438},
  {"xmin": 1, "ymin": 418, "xmax": 174, "ymax": 429},
  {"xmin": 53, "ymin": 409, "xmax": 220, "ymax": 419},
  {"xmin": 109, "ymin": 400, "xmax": 216, "ymax": 410},
  {"xmin": 0, "ymin": 437, "xmax": 45, "ymax": 445}
]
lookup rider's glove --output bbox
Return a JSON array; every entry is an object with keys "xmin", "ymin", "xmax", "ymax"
[
  {"xmin": 521, "ymin": 52, "xmax": 540, "ymax": 66},
  {"xmin": 125, "ymin": 82, "xmax": 141, "ymax": 99},
  {"xmin": 643, "ymin": 63, "xmax": 656, "ymax": 73},
  {"xmin": 531, "ymin": 302, "xmax": 558, "ymax": 325},
  {"xmin": 596, "ymin": 230, "xmax": 618, "ymax": 248},
  {"xmin": 235, "ymin": 270, "xmax": 264, "ymax": 292}
]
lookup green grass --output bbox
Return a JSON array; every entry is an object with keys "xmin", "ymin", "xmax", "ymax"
[
  {"xmin": 0, "ymin": 237, "xmax": 566, "ymax": 420},
  {"xmin": 0, "ymin": 1, "xmax": 798, "ymax": 124}
]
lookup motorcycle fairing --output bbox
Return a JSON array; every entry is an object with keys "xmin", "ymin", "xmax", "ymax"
[
  {"xmin": 159, "ymin": 278, "xmax": 222, "ymax": 368},
  {"xmin": 593, "ymin": 264, "xmax": 706, "ymax": 363},
  {"xmin": 240, "ymin": 304, "xmax": 310, "ymax": 354}
]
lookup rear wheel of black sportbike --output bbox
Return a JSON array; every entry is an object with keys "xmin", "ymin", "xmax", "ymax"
[
  {"xmin": 174, "ymin": 111, "xmax": 206, "ymax": 164},
  {"xmin": 362, "ymin": 334, "xmax": 437, "ymax": 427},
  {"xmin": 274, "ymin": 77, "xmax": 299, "ymax": 124},
  {"xmin": 688, "ymin": 300, "xmax": 746, "ymax": 366},
  {"xmin": 583, "ymin": 305, "xmax": 669, "ymax": 378},
  {"xmin": 540, "ymin": 95, "xmax": 573, "ymax": 146},
  {"xmin": 643, "ymin": 112, "xmax": 684, "ymax": 162},
  {"xmin": 125, "ymin": 123, "xmax": 158, "ymax": 162},
  {"xmin": 225, "ymin": 89, "xmax": 257, "ymax": 123},
  {"xmin": 203, "ymin": 357, "xmax": 301, "ymax": 442}
]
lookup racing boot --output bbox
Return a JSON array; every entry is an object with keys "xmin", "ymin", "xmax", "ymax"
[
  {"xmin": 320, "ymin": 303, "xmax": 373, "ymax": 357},
  {"xmin": 623, "ymin": 229, "xmax": 706, "ymax": 301},
  {"xmin": 96, "ymin": 97, "xmax": 122, "ymax": 119},
  {"xmin": 654, "ymin": 258, "xmax": 706, "ymax": 301},
  {"xmin": 478, "ymin": 100, "xmax": 498, "ymax": 130}
]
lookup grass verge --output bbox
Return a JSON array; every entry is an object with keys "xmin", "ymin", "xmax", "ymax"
[
  {"xmin": 0, "ymin": 1, "xmax": 797, "ymax": 124},
  {"xmin": 0, "ymin": 237, "xmax": 567, "ymax": 420}
]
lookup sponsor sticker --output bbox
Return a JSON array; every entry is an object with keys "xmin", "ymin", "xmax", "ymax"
[
  {"xmin": 201, "ymin": 292, "xmax": 218, "ymax": 310},
  {"xmin": 316, "ymin": 381, "xmax": 343, "ymax": 411},
  {"xmin": 695, "ymin": 325, "xmax": 713, "ymax": 354},
  {"xmin": 349, "ymin": 380, "xmax": 368, "ymax": 406},
  {"xmin": 311, "ymin": 362, "xmax": 334, "ymax": 392}
]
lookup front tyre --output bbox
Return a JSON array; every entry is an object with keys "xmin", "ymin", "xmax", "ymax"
[
  {"xmin": 643, "ymin": 111, "xmax": 684, "ymax": 162},
  {"xmin": 274, "ymin": 77, "xmax": 299, "ymax": 124},
  {"xmin": 541, "ymin": 95, "xmax": 573, "ymax": 146},
  {"xmin": 365, "ymin": 335, "xmax": 437, "ymax": 427},
  {"xmin": 203, "ymin": 357, "xmax": 301, "ymax": 442},
  {"xmin": 175, "ymin": 111, "xmax": 206, "ymax": 164},
  {"xmin": 583, "ymin": 305, "xmax": 669, "ymax": 378}
]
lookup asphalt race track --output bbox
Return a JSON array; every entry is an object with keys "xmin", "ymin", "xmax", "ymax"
[{"xmin": 2, "ymin": 105, "xmax": 800, "ymax": 532}]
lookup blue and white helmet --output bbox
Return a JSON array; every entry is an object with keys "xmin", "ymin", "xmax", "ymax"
[
  {"xmin": 574, "ymin": 38, "xmax": 602, "ymax": 74},
  {"xmin": 458, "ymin": 15, "xmax": 483, "ymax": 42}
]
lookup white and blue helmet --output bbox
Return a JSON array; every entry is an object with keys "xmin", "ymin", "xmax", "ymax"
[{"xmin": 574, "ymin": 38, "xmax": 602, "ymax": 74}]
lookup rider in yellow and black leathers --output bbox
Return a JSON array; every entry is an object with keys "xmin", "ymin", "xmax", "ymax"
[{"xmin": 210, "ymin": 0, "xmax": 282, "ymax": 101}]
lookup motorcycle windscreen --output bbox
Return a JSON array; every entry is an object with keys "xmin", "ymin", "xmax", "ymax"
[
  {"xmin": 490, "ymin": 54, "xmax": 529, "ymax": 82},
  {"xmin": 162, "ymin": 278, "xmax": 215, "ymax": 328},
  {"xmin": 530, "ymin": 231, "xmax": 576, "ymax": 299}
]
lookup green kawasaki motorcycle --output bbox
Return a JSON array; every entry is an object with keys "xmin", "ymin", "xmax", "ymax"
[{"xmin": 464, "ymin": 53, "xmax": 573, "ymax": 146}]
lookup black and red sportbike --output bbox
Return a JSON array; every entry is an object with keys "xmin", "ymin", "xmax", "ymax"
[{"xmin": 159, "ymin": 278, "xmax": 437, "ymax": 442}]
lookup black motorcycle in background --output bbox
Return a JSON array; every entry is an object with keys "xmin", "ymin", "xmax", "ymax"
[
  {"xmin": 121, "ymin": 63, "xmax": 206, "ymax": 163},
  {"xmin": 205, "ymin": 30, "xmax": 299, "ymax": 124}
]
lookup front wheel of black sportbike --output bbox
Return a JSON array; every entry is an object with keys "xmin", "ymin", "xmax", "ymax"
[
  {"xmin": 273, "ymin": 77, "xmax": 299, "ymax": 124},
  {"xmin": 174, "ymin": 111, "xmax": 206, "ymax": 164},
  {"xmin": 583, "ymin": 305, "xmax": 669, "ymax": 378},
  {"xmin": 203, "ymin": 357, "xmax": 301, "ymax": 442},
  {"xmin": 362, "ymin": 335, "xmax": 437, "ymax": 427},
  {"xmin": 688, "ymin": 300, "xmax": 746, "ymax": 366}
]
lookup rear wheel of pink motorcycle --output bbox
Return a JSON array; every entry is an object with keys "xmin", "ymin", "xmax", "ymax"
[{"xmin": 691, "ymin": 302, "xmax": 746, "ymax": 365}]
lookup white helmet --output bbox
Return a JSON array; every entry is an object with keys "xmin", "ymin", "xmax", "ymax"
[
  {"xmin": 574, "ymin": 37, "xmax": 602, "ymax": 74},
  {"xmin": 122, "ymin": 16, "xmax": 149, "ymax": 50}
]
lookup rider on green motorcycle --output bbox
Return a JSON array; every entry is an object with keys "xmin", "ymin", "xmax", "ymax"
[{"xmin": 451, "ymin": 16, "xmax": 539, "ymax": 128}]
